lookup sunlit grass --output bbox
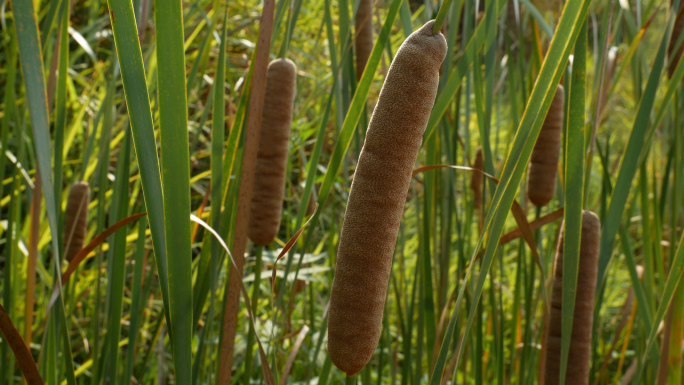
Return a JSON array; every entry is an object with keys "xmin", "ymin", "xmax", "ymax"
[{"xmin": 0, "ymin": 0, "xmax": 683, "ymax": 383}]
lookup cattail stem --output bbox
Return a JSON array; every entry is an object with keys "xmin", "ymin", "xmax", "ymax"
[
  {"xmin": 244, "ymin": 244, "xmax": 264, "ymax": 383},
  {"xmin": 345, "ymin": 374, "xmax": 356, "ymax": 385},
  {"xmin": 432, "ymin": 0, "xmax": 455, "ymax": 35}
]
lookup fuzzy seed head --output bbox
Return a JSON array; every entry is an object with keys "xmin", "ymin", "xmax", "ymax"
[
  {"xmin": 544, "ymin": 210, "xmax": 601, "ymax": 385},
  {"xmin": 527, "ymin": 84, "xmax": 564, "ymax": 207},
  {"xmin": 248, "ymin": 58, "xmax": 297, "ymax": 246},
  {"xmin": 64, "ymin": 182, "xmax": 90, "ymax": 263},
  {"xmin": 328, "ymin": 20, "xmax": 447, "ymax": 376},
  {"xmin": 355, "ymin": 0, "xmax": 374, "ymax": 81},
  {"xmin": 471, "ymin": 147, "xmax": 484, "ymax": 209}
]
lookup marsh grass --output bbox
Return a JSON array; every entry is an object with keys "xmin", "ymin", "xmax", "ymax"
[{"xmin": 0, "ymin": 0, "xmax": 683, "ymax": 383}]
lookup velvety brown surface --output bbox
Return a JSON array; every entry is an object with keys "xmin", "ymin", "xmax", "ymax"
[
  {"xmin": 64, "ymin": 182, "xmax": 90, "ymax": 262},
  {"xmin": 248, "ymin": 58, "xmax": 297, "ymax": 246},
  {"xmin": 527, "ymin": 84, "xmax": 564, "ymax": 207},
  {"xmin": 668, "ymin": 3, "xmax": 684, "ymax": 78},
  {"xmin": 305, "ymin": 194, "xmax": 316, "ymax": 217},
  {"xmin": 355, "ymin": 0, "xmax": 374, "ymax": 81},
  {"xmin": 327, "ymin": 21, "xmax": 447, "ymax": 376},
  {"xmin": 471, "ymin": 147, "xmax": 484, "ymax": 209},
  {"xmin": 544, "ymin": 210, "xmax": 600, "ymax": 385}
]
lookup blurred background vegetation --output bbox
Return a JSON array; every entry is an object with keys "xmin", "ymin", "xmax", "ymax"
[{"xmin": 0, "ymin": 0, "xmax": 683, "ymax": 383}]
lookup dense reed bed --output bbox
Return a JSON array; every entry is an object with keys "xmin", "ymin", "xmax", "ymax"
[{"xmin": 0, "ymin": 0, "xmax": 683, "ymax": 383}]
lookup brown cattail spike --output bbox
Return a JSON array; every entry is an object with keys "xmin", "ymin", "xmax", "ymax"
[
  {"xmin": 668, "ymin": 2, "xmax": 684, "ymax": 78},
  {"xmin": 305, "ymin": 194, "xmax": 316, "ymax": 217},
  {"xmin": 328, "ymin": 20, "xmax": 447, "ymax": 376},
  {"xmin": 355, "ymin": 0, "xmax": 374, "ymax": 81},
  {"xmin": 64, "ymin": 182, "xmax": 90, "ymax": 262},
  {"xmin": 527, "ymin": 84, "xmax": 564, "ymax": 207},
  {"xmin": 544, "ymin": 210, "xmax": 601, "ymax": 385},
  {"xmin": 471, "ymin": 147, "xmax": 484, "ymax": 209},
  {"xmin": 248, "ymin": 58, "xmax": 297, "ymax": 246}
]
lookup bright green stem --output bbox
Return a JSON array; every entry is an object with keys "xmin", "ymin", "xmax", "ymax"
[
  {"xmin": 244, "ymin": 244, "xmax": 264, "ymax": 382},
  {"xmin": 432, "ymin": 0, "xmax": 454, "ymax": 34},
  {"xmin": 346, "ymin": 374, "xmax": 357, "ymax": 385}
]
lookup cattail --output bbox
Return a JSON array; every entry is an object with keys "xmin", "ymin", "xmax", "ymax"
[
  {"xmin": 327, "ymin": 21, "xmax": 447, "ymax": 376},
  {"xmin": 248, "ymin": 58, "xmax": 297, "ymax": 246},
  {"xmin": 507, "ymin": 0, "xmax": 518, "ymax": 31},
  {"xmin": 471, "ymin": 147, "xmax": 484, "ymax": 209},
  {"xmin": 526, "ymin": 84, "xmax": 564, "ymax": 207},
  {"xmin": 305, "ymin": 194, "xmax": 316, "ymax": 216},
  {"xmin": 668, "ymin": 1, "xmax": 684, "ymax": 78},
  {"xmin": 64, "ymin": 182, "xmax": 90, "ymax": 262},
  {"xmin": 543, "ymin": 210, "xmax": 601, "ymax": 385},
  {"xmin": 355, "ymin": 0, "xmax": 374, "ymax": 81}
]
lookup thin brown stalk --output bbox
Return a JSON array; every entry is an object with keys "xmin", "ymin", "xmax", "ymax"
[{"xmin": 217, "ymin": 0, "xmax": 276, "ymax": 382}]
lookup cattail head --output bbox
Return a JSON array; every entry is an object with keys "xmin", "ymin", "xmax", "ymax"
[
  {"xmin": 471, "ymin": 147, "xmax": 484, "ymax": 209},
  {"xmin": 526, "ymin": 84, "xmax": 564, "ymax": 207},
  {"xmin": 64, "ymin": 182, "xmax": 90, "ymax": 262},
  {"xmin": 544, "ymin": 210, "xmax": 600, "ymax": 385},
  {"xmin": 248, "ymin": 58, "xmax": 297, "ymax": 246},
  {"xmin": 328, "ymin": 20, "xmax": 447, "ymax": 376},
  {"xmin": 305, "ymin": 194, "xmax": 316, "ymax": 217},
  {"xmin": 355, "ymin": 0, "xmax": 374, "ymax": 81}
]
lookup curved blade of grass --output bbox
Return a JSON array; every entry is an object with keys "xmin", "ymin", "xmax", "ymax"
[
  {"xmin": 123, "ymin": 215, "xmax": 147, "ymax": 384},
  {"xmin": 559, "ymin": 20, "xmax": 587, "ymax": 385},
  {"xmin": 106, "ymin": 0, "xmax": 172, "ymax": 342},
  {"xmin": 11, "ymin": 0, "xmax": 76, "ymax": 381},
  {"xmin": 638, "ymin": 41, "xmax": 684, "ymax": 168},
  {"xmin": 154, "ymin": 0, "xmax": 193, "ymax": 377},
  {"xmin": 60, "ymin": 213, "xmax": 147, "ymax": 284},
  {"xmin": 190, "ymin": 214, "xmax": 276, "ymax": 385},
  {"xmin": 424, "ymin": 0, "xmax": 506, "ymax": 141},
  {"xmin": 53, "ymin": 0, "xmax": 70, "ymax": 248},
  {"xmin": 0, "ymin": 303, "xmax": 44, "ymax": 385},
  {"xmin": 279, "ymin": 325, "xmax": 309, "ymax": 385},
  {"xmin": 101, "ymin": 125, "xmax": 132, "ymax": 384},
  {"xmin": 596, "ymin": 6, "xmax": 673, "ymax": 288},
  {"xmin": 413, "ymin": 164, "xmax": 540, "ymax": 263},
  {"xmin": 500, "ymin": 209, "xmax": 565, "ymax": 245},
  {"xmin": 429, "ymin": 0, "xmax": 592, "ymax": 381},
  {"xmin": 636, "ymin": 229, "xmax": 684, "ymax": 381}
]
